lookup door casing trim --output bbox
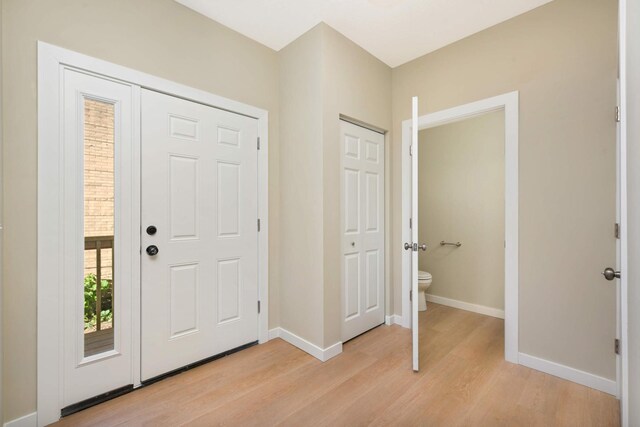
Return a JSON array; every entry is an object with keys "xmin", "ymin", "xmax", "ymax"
[
  {"xmin": 37, "ymin": 41, "xmax": 269, "ymax": 426},
  {"xmin": 400, "ymin": 91, "xmax": 519, "ymax": 364}
]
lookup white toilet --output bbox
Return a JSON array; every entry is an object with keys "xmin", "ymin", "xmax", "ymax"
[{"xmin": 418, "ymin": 271, "xmax": 432, "ymax": 311}]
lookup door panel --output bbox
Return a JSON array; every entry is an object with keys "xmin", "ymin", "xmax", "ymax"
[
  {"xmin": 341, "ymin": 120, "xmax": 385, "ymax": 342},
  {"xmin": 345, "ymin": 168, "xmax": 360, "ymax": 233},
  {"xmin": 169, "ymin": 263, "xmax": 199, "ymax": 338},
  {"xmin": 169, "ymin": 155, "xmax": 198, "ymax": 239},
  {"xmin": 366, "ymin": 172, "xmax": 380, "ymax": 231},
  {"xmin": 345, "ymin": 253, "xmax": 361, "ymax": 319},
  {"xmin": 366, "ymin": 250, "xmax": 380, "ymax": 310},
  {"xmin": 62, "ymin": 69, "xmax": 134, "ymax": 406},
  {"xmin": 141, "ymin": 89, "xmax": 259, "ymax": 381}
]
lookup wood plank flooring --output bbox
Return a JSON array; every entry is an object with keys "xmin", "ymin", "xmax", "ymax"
[
  {"xmin": 54, "ymin": 303, "xmax": 619, "ymax": 426},
  {"xmin": 84, "ymin": 328, "xmax": 114, "ymax": 357}
]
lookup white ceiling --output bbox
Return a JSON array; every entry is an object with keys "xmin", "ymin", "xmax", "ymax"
[{"xmin": 175, "ymin": 0, "xmax": 553, "ymax": 67}]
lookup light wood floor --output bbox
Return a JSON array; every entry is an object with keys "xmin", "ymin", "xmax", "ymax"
[{"xmin": 54, "ymin": 303, "xmax": 619, "ymax": 426}]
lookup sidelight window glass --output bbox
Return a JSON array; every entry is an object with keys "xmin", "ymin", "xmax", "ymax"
[{"xmin": 83, "ymin": 98, "xmax": 116, "ymax": 357}]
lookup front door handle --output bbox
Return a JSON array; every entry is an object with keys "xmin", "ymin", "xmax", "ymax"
[
  {"xmin": 146, "ymin": 245, "xmax": 159, "ymax": 256},
  {"xmin": 602, "ymin": 267, "xmax": 620, "ymax": 281}
]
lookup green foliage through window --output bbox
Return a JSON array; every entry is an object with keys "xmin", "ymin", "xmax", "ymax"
[{"xmin": 84, "ymin": 273, "xmax": 113, "ymax": 330}]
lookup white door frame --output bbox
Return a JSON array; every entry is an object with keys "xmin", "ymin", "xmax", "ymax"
[
  {"xmin": 401, "ymin": 91, "xmax": 519, "ymax": 364},
  {"xmin": 618, "ymin": 0, "xmax": 629, "ymax": 424},
  {"xmin": 37, "ymin": 42, "xmax": 269, "ymax": 426}
]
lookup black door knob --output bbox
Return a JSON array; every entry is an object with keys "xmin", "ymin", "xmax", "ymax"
[
  {"xmin": 146, "ymin": 225, "xmax": 157, "ymax": 235},
  {"xmin": 146, "ymin": 245, "xmax": 159, "ymax": 256}
]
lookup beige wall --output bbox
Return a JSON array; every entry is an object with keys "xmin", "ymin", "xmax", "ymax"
[
  {"xmin": 418, "ymin": 111, "xmax": 505, "ymax": 310},
  {"xmin": 278, "ymin": 23, "xmax": 391, "ymax": 348},
  {"xmin": 0, "ymin": 0, "xmax": 3, "ymax": 422},
  {"xmin": 1, "ymin": 0, "xmax": 280, "ymax": 421},
  {"xmin": 278, "ymin": 25, "xmax": 325, "ymax": 346},
  {"xmin": 392, "ymin": 0, "xmax": 618, "ymax": 379},
  {"xmin": 320, "ymin": 24, "xmax": 392, "ymax": 347},
  {"xmin": 625, "ymin": 0, "xmax": 640, "ymax": 423}
]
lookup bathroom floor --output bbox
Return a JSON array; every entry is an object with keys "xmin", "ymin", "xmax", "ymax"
[{"xmin": 53, "ymin": 303, "xmax": 619, "ymax": 426}]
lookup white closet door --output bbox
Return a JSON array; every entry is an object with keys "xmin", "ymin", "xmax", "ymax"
[
  {"xmin": 140, "ymin": 89, "xmax": 259, "ymax": 381},
  {"xmin": 62, "ymin": 69, "xmax": 134, "ymax": 407},
  {"xmin": 341, "ymin": 120, "xmax": 385, "ymax": 342}
]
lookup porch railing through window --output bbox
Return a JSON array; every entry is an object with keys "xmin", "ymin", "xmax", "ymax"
[{"xmin": 84, "ymin": 235, "xmax": 114, "ymax": 333}]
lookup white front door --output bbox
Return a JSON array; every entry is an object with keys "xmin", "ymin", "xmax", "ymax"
[
  {"xmin": 62, "ymin": 69, "xmax": 135, "ymax": 407},
  {"xmin": 140, "ymin": 89, "xmax": 259, "ymax": 381},
  {"xmin": 340, "ymin": 120, "xmax": 385, "ymax": 342}
]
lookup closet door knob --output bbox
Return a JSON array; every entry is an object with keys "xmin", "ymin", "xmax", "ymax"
[{"xmin": 602, "ymin": 267, "xmax": 620, "ymax": 281}]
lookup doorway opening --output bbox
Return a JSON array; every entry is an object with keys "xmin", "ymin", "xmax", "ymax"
[
  {"xmin": 417, "ymin": 109, "xmax": 506, "ymax": 368},
  {"xmin": 401, "ymin": 92, "xmax": 519, "ymax": 368}
]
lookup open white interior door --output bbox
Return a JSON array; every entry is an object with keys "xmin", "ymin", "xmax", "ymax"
[{"xmin": 411, "ymin": 96, "xmax": 419, "ymax": 372}]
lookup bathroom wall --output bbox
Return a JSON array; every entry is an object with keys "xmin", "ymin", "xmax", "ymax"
[
  {"xmin": 2, "ymin": 0, "xmax": 280, "ymax": 421},
  {"xmin": 392, "ymin": 0, "xmax": 618, "ymax": 380},
  {"xmin": 418, "ymin": 111, "xmax": 505, "ymax": 311}
]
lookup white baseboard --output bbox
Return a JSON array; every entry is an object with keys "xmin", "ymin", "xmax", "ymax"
[
  {"xmin": 519, "ymin": 353, "xmax": 617, "ymax": 396},
  {"xmin": 4, "ymin": 412, "xmax": 37, "ymax": 427},
  {"xmin": 385, "ymin": 314, "xmax": 402, "ymax": 325},
  {"xmin": 268, "ymin": 327, "xmax": 342, "ymax": 362},
  {"xmin": 268, "ymin": 327, "xmax": 280, "ymax": 341},
  {"xmin": 426, "ymin": 294, "xmax": 505, "ymax": 319}
]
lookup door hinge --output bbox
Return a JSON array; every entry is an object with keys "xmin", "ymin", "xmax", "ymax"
[
  {"xmin": 615, "ymin": 106, "xmax": 621, "ymax": 123},
  {"xmin": 257, "ymin": 137, "xmax": 261, "ymax": 150},
  {"xmin": 615, "ymin": 338, "xmax": 620, "ymax": 355},
  {"xmin": 409, "ymin": 144, "xmax": 413, "ymax": 156},
  {"xmin": 410, "ymin": 290, "xmax": 413, "ymax": 301},
  {"xmin": 257, "ymin": 219, "xmax": 261, "ymax": 232},
  {"xmin": 409, "ymin": 218, "xmax": 412, "ymax": 229},
  {"xmin": 258, "ymin": 300, "xmax": 261, "ymax": 314},
  {"xmin": 615, "ymin": 223, "xmax": 620, "ymax": 239}
]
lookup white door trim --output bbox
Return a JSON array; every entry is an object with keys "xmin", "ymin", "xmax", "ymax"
[
  {"xmin": 37, "ymin": 42, "xmax": 269, "ymax": 426},
  {"xmin": 618, "ymin": 0, "xmax": 629, "ymax": 423},
  {"xmin": 401, "ymin": 91, "xmax": 519, "ymax": 364}
]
